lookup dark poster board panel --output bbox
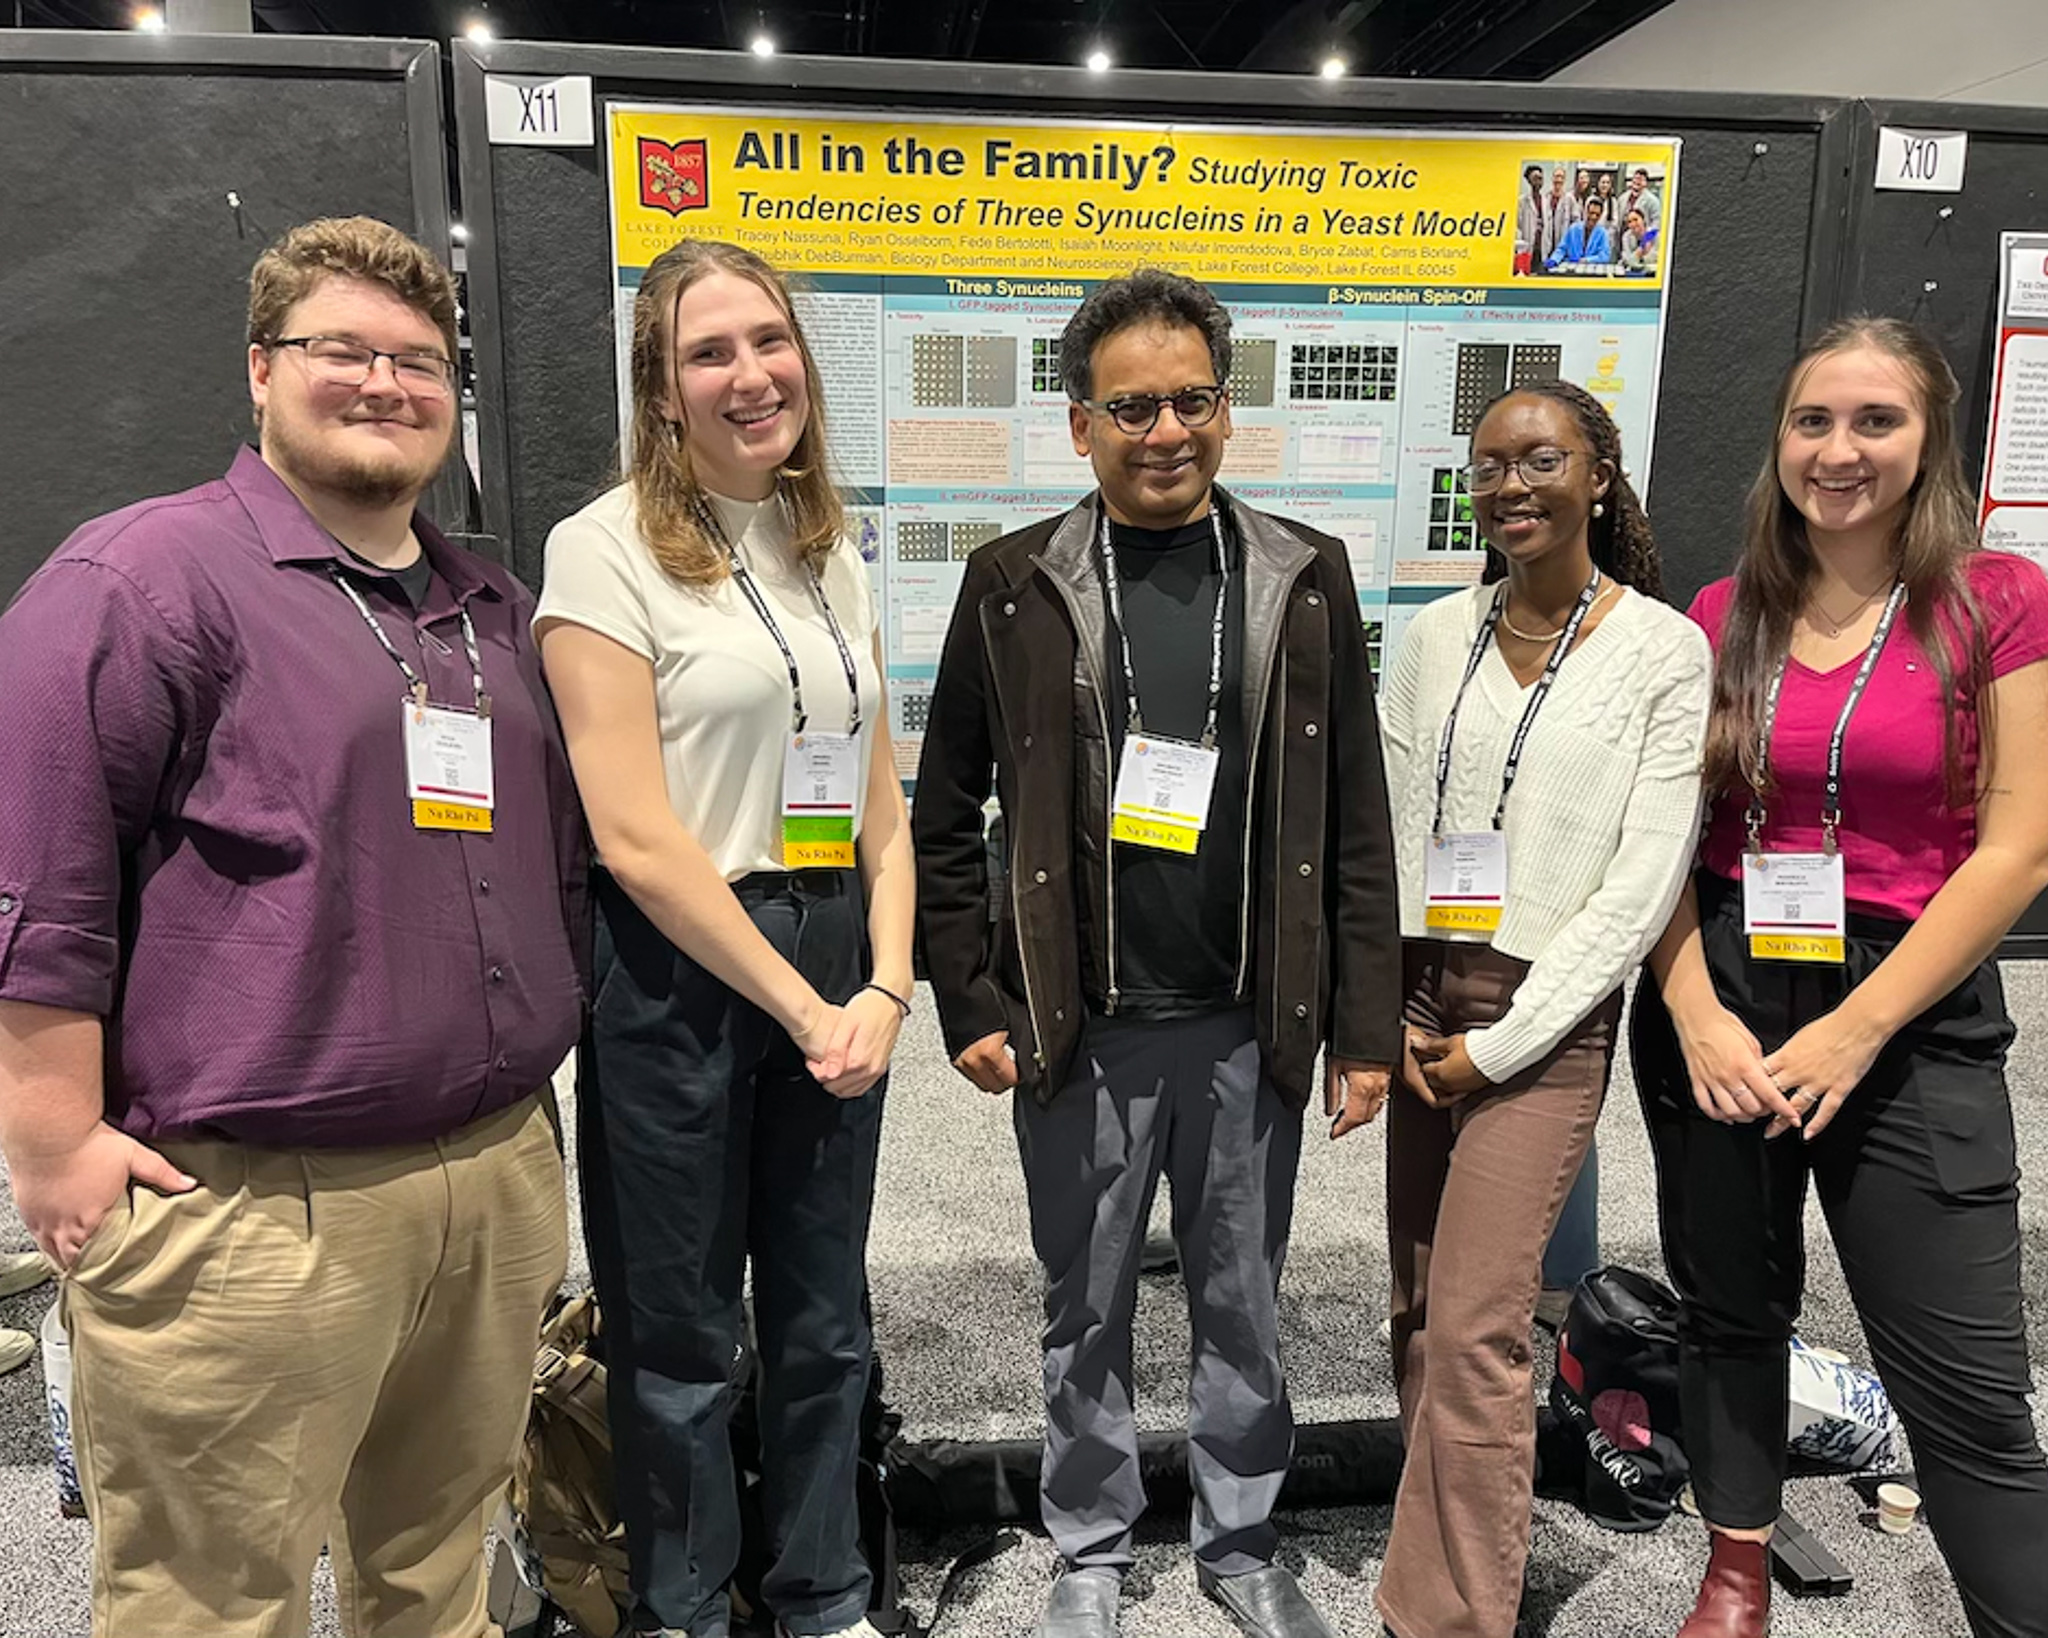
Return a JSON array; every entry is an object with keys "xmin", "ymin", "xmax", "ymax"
[
  {"xmin": 1837, "ymin": 101, "xmax": 2048, "ymax": 958},
  {"xmin": 1839, "ymin": 102, "xmax": 2048, "ymax": 499},
  {"xmin": 0, "ymin": 34, "xmax": 452, "ymax": 607},
  {"xmin": 1652, "ymin": 125, "xmax": 1837, "ymax": 607},
  {"xmin": 455, "ymin": 40, "xmax": 1846, "ymax": 593}
]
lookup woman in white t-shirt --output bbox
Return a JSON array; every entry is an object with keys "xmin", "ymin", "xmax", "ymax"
[
  {"xmin": 535, "ymin": 240, "xmax": 912, "ymax": 1638},
  {"xmin": 1372, "ymin": 380, "xmax": 1710, "ymax": 1638}
]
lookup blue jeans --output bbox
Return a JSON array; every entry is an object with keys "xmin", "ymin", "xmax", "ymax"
[{"xmin": 1541, "ymin": 1138, "xmax": 1600, "ymax": 1291}]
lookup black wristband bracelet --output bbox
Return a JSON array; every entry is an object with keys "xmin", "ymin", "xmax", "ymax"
[{"xmin": 860, "ymin": 981, "xmax": 912, "ymax": 1020}]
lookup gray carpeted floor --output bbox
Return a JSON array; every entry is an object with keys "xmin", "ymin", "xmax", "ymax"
[{"xmin": 3, "ymin": 970, "xmax": 2044, "ymax": 1638}]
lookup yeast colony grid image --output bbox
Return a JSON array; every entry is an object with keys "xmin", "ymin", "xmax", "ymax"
[
  {"xmin": 1291, "ymin": 342, "xmax": 1400, "ymax": 404},
  {"xmin": 604, "ymin": 106, "xmax": 1680, "ymax": 771}
]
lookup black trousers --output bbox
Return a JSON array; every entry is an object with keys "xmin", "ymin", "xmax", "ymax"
[
  {"xmin": 579, "ymin": 868, "xmax": 883, "ymax": 1638},
  {"xmin": 1631, "ymin": 872, "xmax": 2048, "ymax": 1638}
]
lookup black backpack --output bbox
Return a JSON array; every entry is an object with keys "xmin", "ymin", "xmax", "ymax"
[{"xmin": 1549, "ymin": 1265, "xmax": 1692, "ymax": 1531}]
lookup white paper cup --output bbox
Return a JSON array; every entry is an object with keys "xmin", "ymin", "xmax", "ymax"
[{"xmin": 1876, "ymin": 1482, "xmax": 1921, "ymax": 1533}]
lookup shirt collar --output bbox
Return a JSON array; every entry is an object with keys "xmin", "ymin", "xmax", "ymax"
[{"xmin": 224, "ymin": 445, "xmax": 496, "ymax": 603}]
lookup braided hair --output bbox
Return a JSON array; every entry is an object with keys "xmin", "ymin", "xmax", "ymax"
[{"xmin": 1475, "ymin": 378, "xmax": 1665, "ymax": 601}]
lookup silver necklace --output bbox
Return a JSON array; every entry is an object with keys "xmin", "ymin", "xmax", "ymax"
[{"xmin": 1805, "ymin": 585, "xmax": 1884, "ymax": 638}]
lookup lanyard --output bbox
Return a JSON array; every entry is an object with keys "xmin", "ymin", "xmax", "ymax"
[
  {"xmin": 329, "ymin": 564, "xmax": 489, "ymax": 716},
  {"xmin": 1432, "ymin": 572, "xmax": 1603, "ymax": 834},
  {"xmin": 1746, "ymin": 579, "xmax": 1906, "ymax": 856},
  {"xmin": 698, "ymin": 496, "xmax": 861, "ymax": 738},
  {"xmin": 1097, "ymin": 504, "xmax": 1230, "ymax": 748}
]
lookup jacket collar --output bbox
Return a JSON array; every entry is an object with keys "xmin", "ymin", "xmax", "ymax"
[
  {"xmin": 1035, "ymin": 486, "xmax": 1312, "ymax": 589},
  {"xmin": 1029, "ymin": 487, "xmax": 1317, "ymax": 739}
]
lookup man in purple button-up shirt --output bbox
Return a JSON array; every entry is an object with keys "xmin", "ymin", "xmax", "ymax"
[{"xmin": 0, "ymin": 218, "xmax": 587, "ymax": 1638}]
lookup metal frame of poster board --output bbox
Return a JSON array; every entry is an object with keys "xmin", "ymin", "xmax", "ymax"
[
  {"xmin": 1831, "ymin": 98, "xmax": 2048, "ymax": 959},
  {"xmin": 452, "ymin": 38, "xmax": 1851, "ymax": 606},
  {"xmin": 0, "ymin": 31, "xmax": 464, "ymax": 590}
]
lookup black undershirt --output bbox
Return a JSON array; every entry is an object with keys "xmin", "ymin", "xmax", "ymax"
[
  {"xmin": 342, "ymin": 543, "xmax": 435, "ymax": 610},
  {"xmin": 1097, "ymin": 514, "xmax": 1248, "ymax": 1020}
]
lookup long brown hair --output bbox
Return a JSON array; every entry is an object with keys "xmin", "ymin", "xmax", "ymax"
[
  {"xmin": 1702, "ymin": 316, "xmax": 1990, "ymax": 804},
  {"xmin": 624, "ymin": 240, "xmax": 841, "ymax": 586},
  {"xmin": 1479, "ymin": 378, "xmax": 1666, "ymax": 600}
]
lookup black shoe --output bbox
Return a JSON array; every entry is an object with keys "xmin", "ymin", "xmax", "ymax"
[
  {"xmin": 1035, "ymin": 1568, "xmax": 1120, "ymax": 1638},
  {"xmin": 1196, "ymin": 1564, "xmax": 1340, "ymax": 1638}
]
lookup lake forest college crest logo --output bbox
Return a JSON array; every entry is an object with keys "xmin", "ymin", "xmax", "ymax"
[{"xmin": 640, "ymin": 138, "xmax": 709, "ymax": 215}]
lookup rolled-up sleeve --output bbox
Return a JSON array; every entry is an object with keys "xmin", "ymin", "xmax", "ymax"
[{"xmin": 0, "ymin": 560, "xmax": 192, "ymax": 1015}]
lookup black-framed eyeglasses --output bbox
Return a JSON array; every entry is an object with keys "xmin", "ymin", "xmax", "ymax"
[
  {"xmin": 1080, "ymin": 385, "xmax": 1226, "ymax": 436},
  {"xmin": 1461, "ymin": 446, "xmax": 1583, "ymax": 495},
  {"xmin": 272, "ymin": 335, "xmax": 456, "ymax": 398}
]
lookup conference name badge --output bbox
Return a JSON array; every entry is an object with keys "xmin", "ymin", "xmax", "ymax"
[
  {"xmin": 1743, "ymin": 852, "xmax": 1847, "ymax": 963},
  {"xmin": 403, "ymin": 701, "xmax": 495, "ymax": 833},
  {"xmin": 783, "ymin": 730, "xmax": 859, "ymax": 868},
  {"xmin": 1424, "ymin": 831, "xmax": 1507, "ymax": 934},
  {"xmin": 1110, "ymin": 734, "xmax": 1220, "ymax": 855}
]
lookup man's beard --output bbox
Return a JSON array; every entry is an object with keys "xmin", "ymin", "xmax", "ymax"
[{"xmin": 266, "ymin": 413, "xmax": 450, "ymax": 510}]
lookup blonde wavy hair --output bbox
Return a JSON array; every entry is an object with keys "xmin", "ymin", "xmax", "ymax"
[{"xmin": 626, "ymin": 241, "xmax": 841, "ymax": 585}]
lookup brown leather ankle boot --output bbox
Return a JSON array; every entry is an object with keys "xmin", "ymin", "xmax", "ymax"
[{"xmin": 1676, "ymin": 1532, "xmax": 1770, "ymax": 1637}]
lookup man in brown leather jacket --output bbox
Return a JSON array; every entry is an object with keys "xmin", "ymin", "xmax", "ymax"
[{"xmin": 914, "ymin": 268, "xmax": 1401, "ymax": 1638}]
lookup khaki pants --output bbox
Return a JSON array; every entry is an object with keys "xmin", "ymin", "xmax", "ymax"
[
  {"xmin": 62, "ymin": 1095, "xmax": 567, "ymax": 1638},
  {"xmin": 1378, "ymin": 942, "xmax": 1617, "ymax": 1638}
]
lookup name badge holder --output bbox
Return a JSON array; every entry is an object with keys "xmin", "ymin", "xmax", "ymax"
[
  {"xmin": 330, "ymin": 566, "xmax": 497, "ymax": 834},
  {"xmin": 1424, "ymin": 572, "xmax": 1602, "ymax": 935},
  {"xmin": 700, "ymin": 497, "xmax": 866, "ymax": 870},
  {"xmin": 1740, "ymin": 581, "xmax": 1905, "ymax": 963},
  {"xmin": 1103, "ymin": 508, "xmax": 1230, "ymax": 855}
]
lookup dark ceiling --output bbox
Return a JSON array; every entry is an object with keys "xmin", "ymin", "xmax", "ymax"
[{"xmin": 9, "ymin": 0, "xmax": 1678, "ymax": 79}]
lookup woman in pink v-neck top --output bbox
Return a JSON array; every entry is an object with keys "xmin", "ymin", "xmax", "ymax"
[
  {"xmin": 1690, "ymin": 550, "xmax": 2048, "ymax": 922},
  {"xmin": 1632, "ymin": 316, "xmax": 2048, "ymax": 1638}
]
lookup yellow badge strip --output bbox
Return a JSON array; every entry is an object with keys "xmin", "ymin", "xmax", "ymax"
[
  {"xmin": 1749, "ymin": 932, "xmax": 1846, "ymax": 963},
  {"xmin": 1425, "ymin": 903, "xmax": 1503, "ymax": 933},
  {"xmin": 413, "ymin": 799, "xmax": 492, "ymax": 834},
  {"xmin": 784, "ymin": 836, "xmax": 857, "ymax": 869},
  {"xmin": 1110, "ymin": 812, "xmax": 1201, "ymax": 854}
]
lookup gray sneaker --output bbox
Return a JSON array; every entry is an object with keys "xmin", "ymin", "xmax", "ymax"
[
  {"xmin": 0, "ymin": 1250, "xmax": 52, "ymax": 1300},
  {"xmin": 0, "ymin": 1328, "xmax": 33, "ymax": 1376},
  {"xmin": 1035, "ymin": 1568, "xmax": 1120, "ymax": 1638}
]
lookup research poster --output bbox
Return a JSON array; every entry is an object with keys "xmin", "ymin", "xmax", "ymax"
[
  {"xmin": 1981, "ymin": 231, "xmax": 2048, "ymax": 570},
  {"xmin": 607, "ymin": 104, "xmax": 1682, "ymax": 775}
]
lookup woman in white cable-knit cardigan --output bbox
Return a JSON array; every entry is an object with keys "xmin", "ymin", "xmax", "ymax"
[{"xmin": 1371, "ymin": 379, "xmax": 1711, "ymax": 1638}]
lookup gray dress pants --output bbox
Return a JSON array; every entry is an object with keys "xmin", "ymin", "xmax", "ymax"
[{"xmin": 1013, "ymin": 1006, "xmax": 1303, "ymax": 1575}]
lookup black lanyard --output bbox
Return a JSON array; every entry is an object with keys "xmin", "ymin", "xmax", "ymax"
[
  {"xmin": 697, "ymin": 495, "xmax": 862, "ymax": 737},
  {"xmin": 1097, "ymin": 503, "xmax": 1230, "ymax": 749},
  {"xmin": 1432, "ymin": 572, "xmax": 1603, "ymax": 834},
  {"xmin": 1746, "ymin": 580, "xmax": 1906, "ymax": 856},
  {"xmin": 329, "ymin": 565, "xmax": 489, "ymax": 716}
]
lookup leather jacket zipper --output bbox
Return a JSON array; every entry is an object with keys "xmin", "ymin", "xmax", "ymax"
[
  {"xmin": 982, "ymin": 597, "xmax": 1051, "ymax": 1069},
  {"xmin": 1031, "ymin": 553, "xmax": 1122, "ymax": 1014},
  {"xmin": 1235, "ymin": 582, "xmax": 1288, "ymax": 999}
]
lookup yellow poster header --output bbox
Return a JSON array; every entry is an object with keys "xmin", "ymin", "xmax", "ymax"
[{"xmin": 611, "ymin": 106, "xmax": 1677, "ymax": 291}]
